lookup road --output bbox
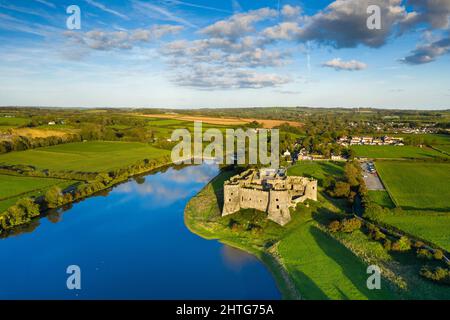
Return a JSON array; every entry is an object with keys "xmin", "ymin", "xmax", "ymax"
[{"xmin": 360, "ymin": 161, "xmax": 385, "ymax": 190}]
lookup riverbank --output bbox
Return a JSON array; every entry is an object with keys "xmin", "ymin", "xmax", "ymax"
[
  {"xmin": 184, "ymin": 168, "xmax": 400, "ymax": 300},
  {"xmin": 0, "ymin": 154, "xmax": 173, "ymax": 234}
]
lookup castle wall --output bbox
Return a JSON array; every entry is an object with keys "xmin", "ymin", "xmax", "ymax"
[
  {"xmin": 239, "ymin": 188, "xmax": 269, "ymax": 213},
  {"xmin": 222, "ymin": 184, "xmax": 241, "ymax": 216}
]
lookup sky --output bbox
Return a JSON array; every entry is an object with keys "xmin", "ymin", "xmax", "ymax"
[{"xmin": 0, "ymin": 0, "xmax": 449, "ymax": 109}]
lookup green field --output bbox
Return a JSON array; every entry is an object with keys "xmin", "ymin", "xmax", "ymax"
[
  {"xmin": 287, "ymin": 161, "xmax": 344, "ymax": 185},
  {"xmin": 0, "ymin": 141, "xmax": 170, "ymax": 172},
  {"xmin": 0, "ymin": 175, "xmax": 75, "ymax": 212},
  {"xmin": 376, "ymin": 161, "xmax": 450, "ymax": 210},
  {"xmin": 381, "ymin": 211, "xmax": 450, "ymax": 252},
  {"xmin": 277, "ymin": 211, "xmax": 395, "ymax": 300},
  {"xmin": 0, "ymin": 117, "xmax": 30, "ymax": 130},
  {"xmin": 368, "ymin": 190, "xmax": 395, "ymax": 209},
  {"xmin": 351, "ymin": 145, "xmax": 446, "ymax": 159}
]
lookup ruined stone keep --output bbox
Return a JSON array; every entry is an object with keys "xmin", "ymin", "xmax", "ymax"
[{"xmin": 222, "ymin": 168, "xmax": 318, "ymax": 226}]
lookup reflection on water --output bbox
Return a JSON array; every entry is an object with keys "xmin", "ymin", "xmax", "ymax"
[
  {"xmin": 221, "ymin": 246, "xmax": 257, "ymax": 271},
  {"xmin": 0, "ymin": 163, "xmax": 280, "ymax": 300}
]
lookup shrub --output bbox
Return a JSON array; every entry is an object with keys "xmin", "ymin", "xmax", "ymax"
[
  {"xmin": 433, "ymin": 249, "xmax": 444, "ymax": 261},
  {"xmin": 417, "ymin": 248, "xmax": 433, "ymax": 260},
  {"xmin": 340, "ymin": 218, "xmax": 362, "ymax": 233},
  {"xmin": 420, "ymin": 266, "xmax": 450, "ymax": 285},
  {"xmin": 363, "ymin": 203, "xmax": 385, "ymax": 221},
  {"xmin": 328, "ymin": 220, "xmax": 341, "ymax": 233},
  {"xmin": 413, "ymin": 241, "xmax": 425, "ymax": 248},
  {"xmin": 392, "ymin": 236, "xmax": 411, "ymax": 252},
  {"xmin": 383, "ymin": 239, "xmax": 392, "ymax": 251}
]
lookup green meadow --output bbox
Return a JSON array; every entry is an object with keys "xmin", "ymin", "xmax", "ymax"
[
  {"xmin": 375, "ymin": 161, "xmax": 450, "ymax": 210},
  {"xmin": 351, "ymin": 145, "xmax": 446, "ymax": 159},
  {"xmin": 287, "ymin": 161, "xmax": 345, "ymax": 186},
  {"xmin": 368, "ymin": 190, "xmax": 395, "ymax": 209},
  {"xmin": 381, "ymin": 211, "xmax": 450, "ymax": 252},
  {"xmin": 0, "ymin": 141, "xmax": 170, "ymax": 172},
  {"xmin": 0, "ymin": 117, "xmax": 30, "ymax": 130},
  {"xmin": 0, "ymin": 175, "xmax": 75, "ymax": 212}
]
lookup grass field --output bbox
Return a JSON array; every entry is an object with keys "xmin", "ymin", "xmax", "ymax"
[
  {"xmin": 277, "ymin": 210, "xmax": 396, "ymax": 300},
  {"xmin": 0, "ymin": 175, "xmax": 75, "ymax": 212},
  {"xmin": 351, "ymin": 145, "xmax": 446, "ymax": 159},
  {"xmin": 287, "ymin": 161, "xmax": 345, "ymax": 185},
  {"xmin": 381, "ymin": 211, "xmax": 450, "ymax": 252},
  {"xmin": 0, "ymin": 141, "xmax": 170, "ymax": 172},
  {"xmin": 368, "ymin": 190, "xmax": 395, "ymax": 209},
  {"xmin": 375, "ymin": 161, "xmax": 450, "ymax": 210},
  {"xmin": 0, "ymin": 117, "xmax": 30, "ymax": 129}
]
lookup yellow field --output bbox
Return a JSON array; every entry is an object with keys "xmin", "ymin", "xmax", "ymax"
[{"xmin": 137, "ymin": 114, "xmax": 302, "ymax": 129}]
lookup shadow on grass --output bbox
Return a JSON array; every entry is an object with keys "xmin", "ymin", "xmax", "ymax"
[
  {"xmin": 291, "ymin": 270, "xmax": 329, "ymax": 300},
  {"xmin": 309, "ymin": 226, "xmax": 391, "ymax": 300}
]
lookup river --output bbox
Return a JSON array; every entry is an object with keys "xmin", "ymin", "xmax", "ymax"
[{"xmin": 0, "ymin": 163, "xmax": 280, "ymax": 299}]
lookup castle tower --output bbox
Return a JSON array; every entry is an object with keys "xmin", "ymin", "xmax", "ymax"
[
  {"xmin": 222, "ymin": 184, "xmax": 240, "ymax": 216},
  {"xmin": 267, "ymin": 190, "xmax": 291, "ymax": 226}
]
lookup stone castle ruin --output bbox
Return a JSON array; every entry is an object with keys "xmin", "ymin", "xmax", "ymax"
[{"xmin": 222, "ymin": 168, "xmax": 318, "ymax": 226}]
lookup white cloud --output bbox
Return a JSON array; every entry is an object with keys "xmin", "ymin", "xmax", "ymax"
[
  {"xmin": 322, "ymin": 58, "xmax": 368, "ymax": 71},
  {"xmin": 281, "ymin": 5, "xmax": 302, "ymax": 19},
  {"xmin": 64, "ymin": 25, "xmax": 183, "ymax": 51},
  {"xmin": 201, "ymin": 7, "xmax": 277, "ymax": 40}
]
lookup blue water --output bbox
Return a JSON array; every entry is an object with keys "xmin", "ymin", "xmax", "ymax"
[{"xmin": 0, "ymin": 164, "xmax": 280, "ymax": 300}]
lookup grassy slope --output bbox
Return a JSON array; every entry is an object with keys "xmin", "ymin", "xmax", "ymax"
[
  {"xmin": 351, "ymin": 145, "xmax": 446, "ymax": 159},
  {"xmin": 0, "ymin": 141, "xmax": 170, "ymax": 172},
  {"xmin": 375, "ymin": 161, "xmax": 450, "ymax": 210}
]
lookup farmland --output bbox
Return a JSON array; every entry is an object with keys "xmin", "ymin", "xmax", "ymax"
[
  {"xmin": 139, "ymin": 113, "xmax": 302, "ymax": 128},
  {"xmin": 0, "ymin": 117, "xmax": 30, "ymax": 130},
  {"xmin": 0, "ymin": 175, "xmax": 75, "ymax": 212},
  {"xmin": 0, "ymin": 141, "xmax": 170, "ymax": 172},
  {"xmin": 375, "ymin": 161, "xmax": 450, "ymax": 210},
  {"xmin": 381, "ymin": 211, "xmax": 450, "ymax": 252},
  {"xmin": 351, "ymin": 145, "xmax": 446, "ymax": 159}
]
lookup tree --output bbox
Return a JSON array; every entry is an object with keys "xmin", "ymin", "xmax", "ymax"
[
  {"xmin": 392, "ymin": 236, "xmax": 411, "ymax": 252},
  {"xmin": 332, "ymin": 182, "xmax": 351, "ymax": 198},
  {"xmin": 344, "ymin": 161, "xmax": 360, "ymax": 187},
  {"xmin": 328, "ymin": 220, "xmax": 341, "ymax": 233},
  {"xmin": 340, "ymin": 218, "xmax": 362, "ymax": 233},
  {"xmin": 45, "ymin": 186, "xmax": 63, "ymax": 208}
]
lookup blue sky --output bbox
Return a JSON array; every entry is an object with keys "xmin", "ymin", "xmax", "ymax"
[{"xmin": 0, "ymin": 0, "xmax": 449, "ymax": 109}]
